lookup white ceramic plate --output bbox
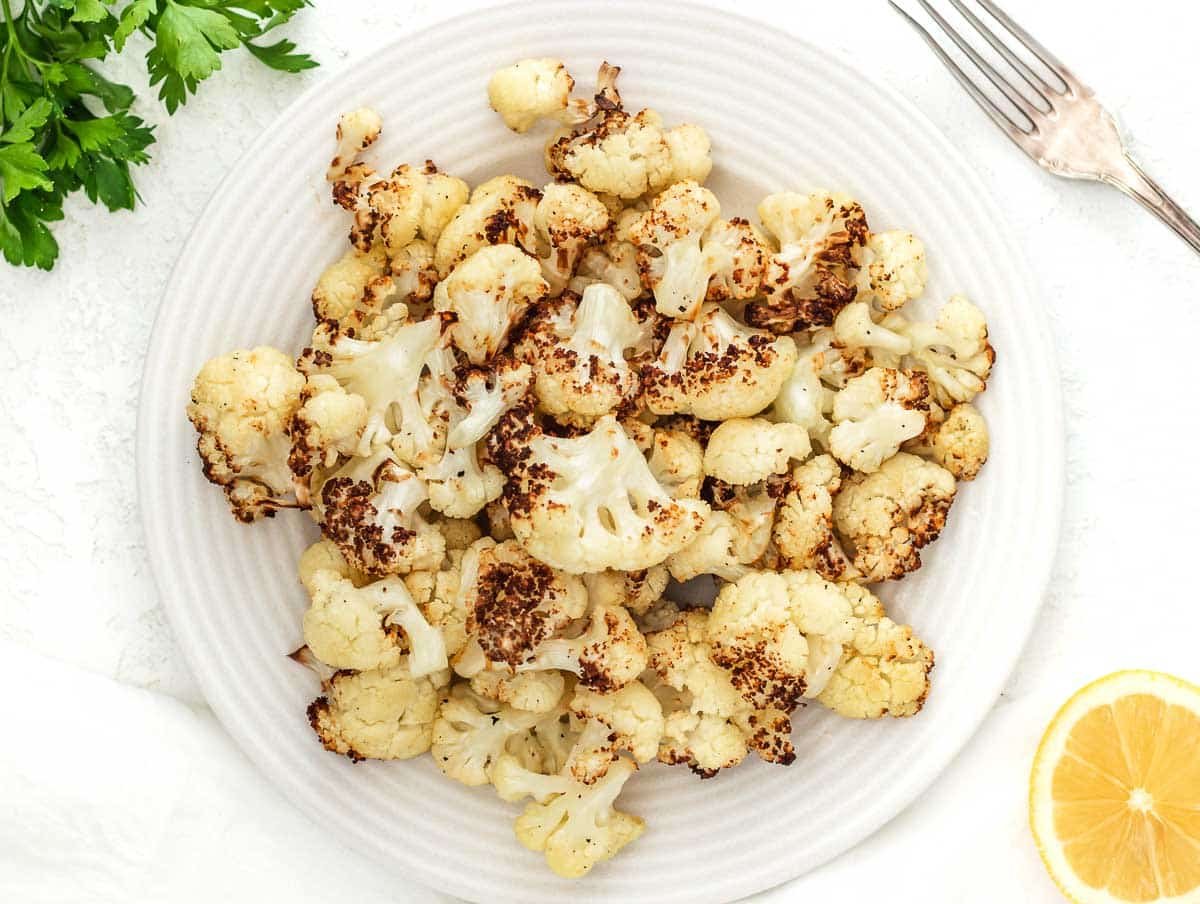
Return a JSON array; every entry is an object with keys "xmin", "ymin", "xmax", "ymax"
[{"xmin": 137, "ymin": 2, "xmax": 1064, "ymax": 901}]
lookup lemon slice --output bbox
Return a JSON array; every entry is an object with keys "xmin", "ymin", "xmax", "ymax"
[{"xmin": 1030, "ymin": 670, "xmax": 1200, "ymax": 903}]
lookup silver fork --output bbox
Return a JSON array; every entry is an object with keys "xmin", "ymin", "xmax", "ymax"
[{"xmin": 891, "ymin": 0, "xmax": 1200, "ymax": 255}]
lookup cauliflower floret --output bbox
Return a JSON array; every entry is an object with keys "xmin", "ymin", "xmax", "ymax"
[
  {"xmin": 305, "ymin": 661, "xmax": 446, "ymax": 761},
  {"xmin": 288, "ymin": 375, "xmax": 369, "ymax": 490},
  {"xmin": 310, "ymin": 244, "xmax": 393, "ymax": 328},
  {"xmin": 745, "ymin": 191, "xmax": 868, "ymax": 333},
  {"xmin": 458, "ymin": 539, "xmax": 588, "ymax": 672},
  {"xmin": 817, "ymin": 583, "xmax": 935, "ymax": 718},
  {"xmin": 187, "ymin": 346, "xmax": 306, "ymax": 522},
  {"xmin": 828, "ymin": 367, "xmax": 930, "ymax": 473},
  {"xmin": 534, "ymin": 182, "xmax": 611, "ymax": 294},
  {"xmin": 488, "ymin": 58, "xmax": 575, "ymax": 133},
  {"xmin": 773, "ymin": 454, "xmax": 856, "ymax": 581},
  {"xmin": 403, "ymin": 548, "xmax": 470, "ymax": 657},
  {"xmin": 519, "ymin": 284, "xmax": 646, "ymax": 418},
  {"xmin": 565, "ymin": 681, "xmax": 664, "ymax": 783},
  {"xmin": 703, "ymin": 417, "xmax": 811, "ymax": 486},
  {"xmin": 701, "ymin": 217, "xmax": 771, "ymax": 303},
  {"xmin": 314, "ymin": 448, "xmax": 445, "ymax": 575},
  {"xmin": 627, "ymin": 180, "xmax": 721, "ymax": 319},
  {"xmin": 298, "ymin": 311, "xmax": 445, "ymax": 454},
  {"xmin": 569, "ymin": 237, "xmax": 644, "ymax": 302},
  {"xmin": 432, "ymin": 244, "xmax": 548, "ymax": 365},
  {"xmin": 582, "ymin": 566, "xmax": 669, "ymax": 616},
  {"xmin": 856, "ymin": 229, "xmax": 928, "ymax": 312},
  {"xmin": 469, "ymin": 669, "xmax": 567, "ymax": 714},
  {"xmin": 434, "ymin": 175, "xmax": 541, "ymax": 277},
  {"xmin": 925, "ymin": 402, "xmax": 989, "ymax": 480},
  {"xmin": 491, "ymin": 754, "xmax": 644, "ymax": 878},
  {"xmin": 643, "ymin": 303, "xmax": 798, "ymax": 420},
  {"xmin": 488, "ymin": 408, "xmax": 709, "ymax": 573},
  {"xmin": 646, "ymin": 428, "xmax": 704, "ymax": 499},
  {"xmin": 665, "ymin": 510, "xmax": 753, "ymax": 582},
  {"xmin": 645, "ymin": 610, "xmax": 795, "ymax": 776},
  {"xmin": 302, "ymin": 569, "xmax": 449, "ymax": 675},
  {"xmin": 706, "ymin": 570, "xmax": 858, "ymax": 711},
  {"xmin": 513, "ymin": 604, "xmax": 647, "ymax": 694},
  {"xmin": 298, "ymin": 538, "xmax": 366, "ymax": 594},
  {"xmin": 832, "ymin": 451, "xmax": 957, "ymax": 582},
  {"xmin": 706, "ymin": 478, "xmax": 780, "ymax": 562},
  {"xmin": 770, "ymin": 328, "xmax": 867, "ymax": 450},
  {"xmin": 895, "ymin": 295, "xmax": 995, "ymax": 406},
  {"xmin": 348, "ymin": 161, "xmax": 470, "ymax": 254},
  {"xmin": 326, "ymin": 107, "xmax": 382, "ymax": 192},
  {"xmin": 431, "ymin": 681, "xmax": 554, "ymax": 785},
  {"xmin": 833, "ymin": 301, "xmax": 912, "ymax": 365}
]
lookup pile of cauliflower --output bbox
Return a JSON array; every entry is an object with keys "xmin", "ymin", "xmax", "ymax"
[{"xmin": 186, "ymin": 58, "xmax": 994, "ymax": 879}]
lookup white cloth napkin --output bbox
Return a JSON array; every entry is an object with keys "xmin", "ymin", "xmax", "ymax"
[{"xmin": 0, "ymin": 635, "xmax": 1063, "ymax": 903}]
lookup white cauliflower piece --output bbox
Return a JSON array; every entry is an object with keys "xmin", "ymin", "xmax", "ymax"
[
  {"xmin": 187, "ymin": 346, "xmax": 305, "ymax": 522},
  {"xmin": 926, "ymin": 402, "xmax": 989, "ymax": 480},
  {"xmin": 488, "ymin": 58, "xmax": 575, "ymax": 133},
  {"xmin": 895, "ymin": 295, "xmax": 995, "ymax": 406},
  {"xmin": 469, "ymin": 669, "xmax": 567, "ymax": 714},
  {"xmin": 488, "ymin": 408, "xmax": 709, "ymax": 573},
  {"xmin": 773, "ymin": 454, "xmax": 856, "ymax": 581},
  {"xmin": 856, "ymin": 229, "xmax": 928, "ymax": 312},
  {"xmin": 565, "ymin": 681, "xmax": 664, "ymax": 783},
  {"xmin": 515, "ymin": 604, "xmax": 648, "ymax": 694},
  {"xmin": 706, "ymin": 570, "xmax": 858, "ymax": 711},
  {"xmin": 431, "ymin": 682, "xmax": 552, "ymax": 785},
  {"xmin": 298, "ymin": 538, "xmax": 366, "ymax": 594},
  {"xmin": 829, "ymin": 367, "xmax": 930, "ymax": 473},
  {"xmin": 491, "ymin": 754, "xmax": 644, "ymax": 878},
  {"xmin": 833, "ymin": 300, "xmax": 912, "ymax": 365},
  {"xmin": 432, "ymin": 243, "xmax": 548, "ymax": 365},
  {"xmin": 817, "ymin": 583, "xmax": 935, "ymax": 718},
  {"xmin": 302, "ymin": 570, "xmax": 448, "ymax": 676},
  {"xmin": 310, "ymin": 244, "xmax": 393, "ymax": 328},
  {"xmin": 326, "ymin": 107, "xmax": 382, "ymax": 191},
  {"xmin": 569, "ymin": 238, "xmax": 644, "ymax": 302},
  {"xmin": 665, "ymin": 510, "xmax": 753, "ymax": 582},
  {"xmin": 313, "ymin": 447, "xmax": 445, "ymax": 576},
  {"xmin": 627, "ymin": 180, "xmax": 721, "ymax": 318},
  {"xmin": 643, "ymin": 303, "xmax": 797, "ymax": 420},
  {"xmin": 771, "ymin": 328, "xmax": 867, "ymax": 450},
  {"xmin": 582, "ymin": 566, "xmax": 669, "ymax": 616},
  {"xmin": 434, "ymin": 175, "xmax": 542, "ymax": 276},
  {"xmin": 287, "ymin": 375, "xmax": 369, "ymax": 491},
  {"xmin": 349, "ymin": 162, "xmax": 470, "ymax": 254},
  {"xmin": 745, "ymin": 190, "xmax": 868, "ymax": 333},
  {"xmin": 534, "ymin": 182, "xmax": 611, "ymax": 293},
  {"xmin": 646, "ymin": 428, "xmax": 704, "ymax": 499},
  {"xmin": 305, "ymin": 660, "xmax": 446, "ymax": 761},
  {"xmin": 703, "ymin": 417, "xmax": 810, "ymax": 486},
  {"xmin": 833, "ymin": 451, "xmax": 957, "ymax": 582}
]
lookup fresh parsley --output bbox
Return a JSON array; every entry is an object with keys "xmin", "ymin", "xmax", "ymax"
[{"xmin": 0, "ymin": 0, "xmax": 317, "ymax": 270}]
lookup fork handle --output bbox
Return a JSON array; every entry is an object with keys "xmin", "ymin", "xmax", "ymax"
[{"xmin": 1104, "ymin": 155, "xmax": 1200, "ymax": 256}]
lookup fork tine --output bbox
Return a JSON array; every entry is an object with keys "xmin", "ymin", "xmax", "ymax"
[
  {"xmin": 916, "ymin": 0, "xmax": 1042, "ymax": 128},
  {"xmin": 976, "ymin": 0, "xmax": 1083, "ymax": 94},
  {"xmin": 947, "ymin": 0, "xmax": 1055, "ymax": 104},
  {"xmin": 889, "ymin": 1, "xmax": 1033, "ymax": 145}
]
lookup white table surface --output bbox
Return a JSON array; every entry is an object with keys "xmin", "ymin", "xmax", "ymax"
[{"xmin": 2, "ymin": 0, "xmax": 1198, "ymax": 901}]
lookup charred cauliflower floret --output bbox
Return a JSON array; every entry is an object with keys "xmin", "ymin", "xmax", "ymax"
[
  {"xmin": 645, "ymin": 610, "xmax": 795, "ymax": 776},
  {"xmin": 534, "ymin": 182, "xmax": 611, "ymax": 294},
  {"xmin": 706, "ymin": 569, "xmax": 860, "ymax": 711},
  {"xmin": 187, "ymin": 346, "xmax": 306, "ymax": 522},
  {"xmin": 488, "ymin": 407, "xmax": 709, "ymax": 573},
  {"xmin": 566, "ymin": 681, "xmax": 664, "ymax": 783},
  {"xmin": 491, "ymin": 754, "xmax": 644, "ymax": 878},
  {"xmin": 515, "ymin": 603, "xmax": 648, "ymax": 694},
  {"xmin": 326, "ymin": 107, "xmax": 383, "ymax": 200},
  {"xmin": 703, "ymin": 417, "xmax": 810, "ymax": 486},
  {"xmin": 627, "ymin": 179, "xmax": 721, "ymax": 319},
  {"xmin": 288, "ymin": 375, "xmax": 369, "ymax": 491},
  {"xmin": 702, "ymin": 217, "xmax": 771, "ymax": 303},
  {"xmin": 314, "ymin": 447, "xmax": 445, "ymax": 575},
  {"xmin": 833, "ymin": 451, "xmax": 957, "ymax": 582},
  {"xmin": 434, "ymin": 176, "xmax": 542, "ymax": 277},
  {"xmin": 348, "ymin": 162, "xmax": 470, "ymax": 255},
  {"xmin": 302, "ymin": 569, "xmax": 448, "ymax": 675},
  {"xmin": 745, "ymin": 191, "xmax": 868, "ymax": 333},
  {"xmin": 855, "ymin": 229, "xmax": 928, "ymax": 312},
  {"xmin": 832, "ymin": 300, "xmax": 912, "ymax": 366},
  {"xmin": 582, "ymin": 565, "xmax": 670, "ymax": 616},
  {"xmin": 643, "ymin": 303, "xmax": 797, "ymax": 420},
  {"xmin": 894, "ymin": 295, "xmax": 995, "ymax": 406},
  {"xmin": 816, "ymin": 583, "xmax": 935, "ymax": 718},
  {"xmin": 432, "ymin": 243, "xmax": 548, "ymax": 365},
  {"xmin": 829, "ymin": 367, "xmax": 930, "ymax": 473},
  {"xmin": 773, "ymin": 454, "xmax": 856, "ymax": 581},
  {"xmin": 925, "ymin": 402, "xmax": 989, "ymax": 481},
  {"xmin": 488, "ymin": 58, "xmax": 576, "ymax": 133},
  {"xmin": 518, "ymin": 283, "xmax": 646, "ymax": 418},
  {"xmin": 311, "ymin": 244, "xmax": 395, "ymax": 329},
  {"xmin": 304, "ymin": 658, "xmax": 447, "ymax": 762}
]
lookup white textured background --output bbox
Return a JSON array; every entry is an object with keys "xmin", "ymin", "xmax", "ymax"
[{"xmin": 1, "ymin": 0, "xmax": 1198, "ymax": 901}]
